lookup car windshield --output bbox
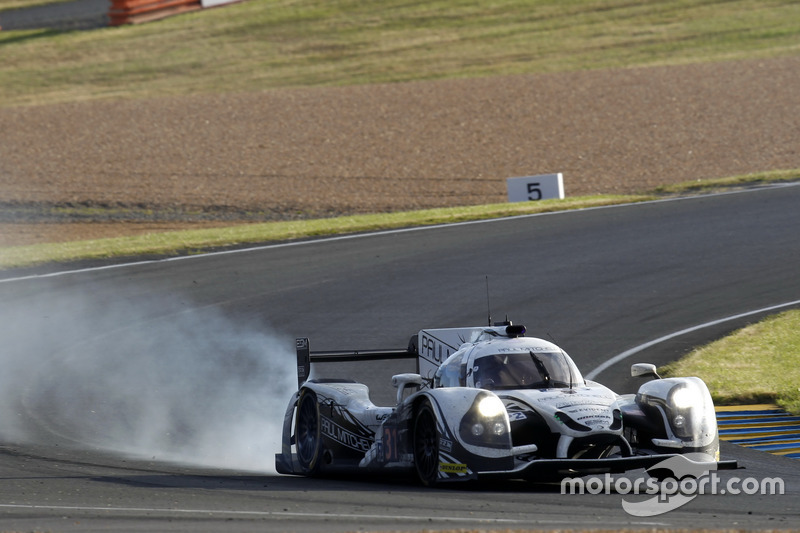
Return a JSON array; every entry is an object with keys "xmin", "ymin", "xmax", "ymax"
[{"xmin": 472, "ymin": 351, "xmax": 575, "ymax": 390}]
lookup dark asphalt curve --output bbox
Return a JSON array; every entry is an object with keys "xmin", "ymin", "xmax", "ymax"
[{"xmin": 1, "ymin": 184, "xmax": 799, "ymax": 532}]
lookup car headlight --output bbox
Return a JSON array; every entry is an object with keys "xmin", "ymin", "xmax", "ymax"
[
  {"xmin": 669, "ymin": 385, "xmax": 699, "ymax": 410},
  {"xmin": 477, "ymin": 395, "xmax": 505, "ymax": 418},
  {"xmin": 667, "ymin": 382, "xmax": 713, "ymax": 439},
  {"xmin": 459, "ymin": 393, "xmax": 510, "ymax": 449}
]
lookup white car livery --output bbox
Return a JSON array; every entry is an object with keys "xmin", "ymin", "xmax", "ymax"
[{"xmin": 276, "ymin": 323, "xmax": 736, "ymax": 485}]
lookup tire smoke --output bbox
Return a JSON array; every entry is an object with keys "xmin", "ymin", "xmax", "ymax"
[{"xmin": 0, "ymin": 281, "xmax": 295, "ymax": 473}]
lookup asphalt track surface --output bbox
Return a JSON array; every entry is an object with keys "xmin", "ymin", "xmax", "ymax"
[
  {"xmin": 0, "ymin": 0, "xmax": 107, "ymax": 31},
  {"xmin": 1, "ymin": 184, "xmax": 800, "ymax": 531}
]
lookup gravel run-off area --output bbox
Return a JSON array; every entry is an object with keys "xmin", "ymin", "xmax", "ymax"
[{"xmin": 1, "ymin": 55, "xmax": 799, "ymax": 246}]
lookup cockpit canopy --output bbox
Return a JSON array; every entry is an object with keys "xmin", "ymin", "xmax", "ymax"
[
  {"xmin": 435, "ymin": 338, "xmax": 583, "ymax": 390},
  {"xmin": 471, "ymin": 351, "xmax": 577, "ymax": 390}
]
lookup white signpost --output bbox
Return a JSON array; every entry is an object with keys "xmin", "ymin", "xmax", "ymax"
[{"xmin": 506, "ymin": 173, "xmax": 565, "ymax": 202}]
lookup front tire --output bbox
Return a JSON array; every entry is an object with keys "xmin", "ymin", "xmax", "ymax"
[
  {"xmin": 295, "ymin": 390, "xmax": 322, "ymax": 475},
  {"xmin": 413, "ymin": 402, "xmax": 439, "ymax": 486}
]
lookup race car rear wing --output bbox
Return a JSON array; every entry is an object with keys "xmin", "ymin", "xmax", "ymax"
[
  {"xmin": 295, "ymin": 337, "xmax": 417, "ymax": 388},
  {"xmin": 295, "ymin": 324, "xmax": 524, "ymax": 388}
]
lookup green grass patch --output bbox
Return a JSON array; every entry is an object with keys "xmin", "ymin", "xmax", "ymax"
[
  {"xmin": 652, "ymin": 169, "xmax": 800, "ymax": 195},
  {"xmin": 2, "ymin": 0, "xmax": 800, "ymax": 107},
  {"xmin": 661, "ymin": 310, "xmax": 800, "ymax": 415},
  {"xmin": 0, "ymin": 194, "xmax": 652, "ymax": 268}
]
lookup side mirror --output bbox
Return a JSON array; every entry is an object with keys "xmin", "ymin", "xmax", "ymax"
[{"xmin": 631, "ymin": 363, "xmax": 661, "ymax": 379}]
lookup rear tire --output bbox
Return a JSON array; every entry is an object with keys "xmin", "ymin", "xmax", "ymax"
[
  {"xmin": 295, "ymin": 390, "xmax": 322, "ymax": 475},
  {"xmin": 413, "ymin": 402, "xmax": 439, "ymax": 486}
]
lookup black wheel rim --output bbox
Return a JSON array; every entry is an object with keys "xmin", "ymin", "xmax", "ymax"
[
  {"xmin": 414, "ymin": 406, "xmax": 438, "ymax": 485},
  {"xmin": 296, "ymin": 393, "xmax": 320, "ymax": 469}
]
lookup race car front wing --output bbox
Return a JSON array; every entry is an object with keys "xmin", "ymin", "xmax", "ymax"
[{"xmin": 480, "ymin": 453, "xmax": 739, "ymax": 479}]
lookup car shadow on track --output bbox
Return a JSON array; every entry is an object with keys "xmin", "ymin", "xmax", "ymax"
[{"xmin": 89, "ymin": 471, "xmax": 567, "ymax": 494}]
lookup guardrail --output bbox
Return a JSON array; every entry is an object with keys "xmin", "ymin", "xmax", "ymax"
[{"xmin": 109, "ymin": 0, "xmax": 202, "ymax": 26}]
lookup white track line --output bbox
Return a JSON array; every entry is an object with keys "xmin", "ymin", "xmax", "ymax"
[
  {"xmin": 2, "ymin": 183, "xmax": 798, "ymax": 285},
  {"xmin": 585, "ymin": 300, "xmax": 800, "ymax": 380}
]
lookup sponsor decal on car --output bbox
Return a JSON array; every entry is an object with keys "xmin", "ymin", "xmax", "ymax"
[
  {"xmin": 439, "ymin": 462, "xmax": 468, "ymax": 474},
  {"xmin": 320, "ymin": 416, "xmax": 372, "ymax": 452}
]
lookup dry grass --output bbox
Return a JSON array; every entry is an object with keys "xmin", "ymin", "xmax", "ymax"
[{"xmin": 2, "ymin": 0, "xmax": 800, "ymax": 107}]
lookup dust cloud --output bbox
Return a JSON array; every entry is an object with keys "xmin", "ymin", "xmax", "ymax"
[{"xmin": 0, "ymin": 280, "xmax": 296, "ymax": 473}]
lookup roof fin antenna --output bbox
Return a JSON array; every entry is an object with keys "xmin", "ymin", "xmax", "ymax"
[{"xmin": 485, "ymin": 275, "xmax": 492, "ymax": 326}]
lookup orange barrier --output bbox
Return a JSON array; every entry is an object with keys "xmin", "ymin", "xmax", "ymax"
[{"xmin": 109, "ymin": 0, "xmax": 201, "ymax": 26}]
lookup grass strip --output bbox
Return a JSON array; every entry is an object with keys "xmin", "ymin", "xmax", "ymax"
[
  {"xmin": 0, "ymin": 194, "xmax": 651, "ymax": 268},
  {"xmin": 661, "ymin": 310, "xmax": 800, "ymax": 415},
  {"xmin": 1, "ymin": 168, "xmax": 797, "ymax": 269},
  {"xmin": 652, "ymin": 168, "xmax": 800, "ymax": 195}
]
